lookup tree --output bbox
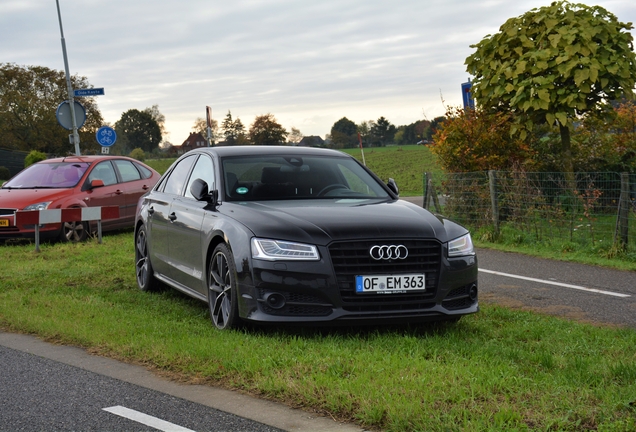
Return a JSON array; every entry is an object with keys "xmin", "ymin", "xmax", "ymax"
[
  {"xmin": 288, "ymin": 127, "xmax": 303, "ymax": 145},
  {"xmin": 192, "ymin": 117, "xmax": 219, "ymax": 143},
  {"xmin": 465, "ymin": 1, "xmax": 636, "ymax": 174},
  {"xmin": 221, "ymin": 111, "xmax": 248, "ymax": 145},
  {"xmin": 330, "ymin": 117, "xmax": 357, "ymax": 148},
  {"xmin": 357, "ymin": 121, "xmax": 373, "ymax": 147},
  {"xmin": 249, "ymin": 114, "xmax": 288, "ymax": 145},
  {"xmin": 431, "ymin": 106, "xmax": 535, "ymax": 172},
  {"xmin": 0, "ymin": 63, "xmax": 103, "ymax": 155},
  {"xmin": 143, "ymin": 105, "xmax": 169, "ymax": 148},
  {"xmin": 114, "ymin": 109, "xmax": 161, "ymax": 154},
  {"xmin": 370, "ymin": 117, "xmax": 396, "ymax": 146}
]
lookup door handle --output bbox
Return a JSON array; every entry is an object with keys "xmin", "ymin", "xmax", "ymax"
[
  {"xmin": 168, "ymin": 212, "xmax": 177, "ymax": 222},
  {"xmin": 115, "ymin": 190, "xmax": 123, "ymax": 195}
]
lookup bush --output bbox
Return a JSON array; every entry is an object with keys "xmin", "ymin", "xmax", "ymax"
[
  {"xmin": 0, "ymin": 166, "xmax": 10, "ymax": 180},
  {"xmin": 431, "ymin": 106, "xmax": 536, "ymax": 172},
  {"xmin": 129, "ymin": 148, "xmax": 145, "ymax": 161},
  {"xmin": 24, "ymin": 150, "xmax": 47, "ymax": 167}
]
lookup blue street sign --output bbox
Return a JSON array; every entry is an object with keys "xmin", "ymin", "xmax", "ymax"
[
  {"xmin": 96, "ymin": 126, "xmax": 117, "ymax": 147},
  {"xmin": 56, "ymin": 100, "xmax": 86, "ymax": 130},
  {"xmin": 461, "ymin": 81, "xmax": 475, "ymax": 109},
  {"xmin": 74, "ymin": 88, "xmax": 105, "ymax": 97}
]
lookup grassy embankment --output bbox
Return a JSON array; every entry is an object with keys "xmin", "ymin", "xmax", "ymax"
[{"xmin": 1, "ymin": 235, "xmax": 636, "ymax": 431}]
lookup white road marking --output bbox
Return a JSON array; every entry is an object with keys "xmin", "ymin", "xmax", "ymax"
[
  {"xmin": 479, "ymin": 269, "xmax": 631, "ymax": 298},
  {"xmin": 103, "ymin": 406, "xmax": 196, "ymax": 432}
]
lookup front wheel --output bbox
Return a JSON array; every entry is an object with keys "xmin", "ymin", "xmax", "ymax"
[
  {"xmin": 208, "ymin": 244, "xmax": 241, "ymax": 330},
  {"xmin": 59, "ymin": 220, "xmax": 87, "ymax": 242}
]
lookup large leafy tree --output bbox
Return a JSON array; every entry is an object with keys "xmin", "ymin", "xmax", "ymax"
[
  {"xmin": 249, "ymin": 113, "xmax": 288, "ymax": 145},
  {"xmin": 465, "ymin": 1, "xmax": 636, "ymax": 174},
  {"xmin": 192, "ymin": 117, "xmax": 219, "ymax": 143},
  {"xmin": 114, "ymin": 109, "xmax": 161, "ymax": 154},
  {"xmin": 0, "ymin": 63, "xmax": 103, "ymax": 155},
  {"xmin": 330, "ymin": 117, "xmax": 357, "ymax": 148}
]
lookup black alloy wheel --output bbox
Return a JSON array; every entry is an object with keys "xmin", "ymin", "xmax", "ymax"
[
  {"xmin": 208, "ymin": 244, "xmax": 241, "ymax": 330},
  {"xmin": 135, "ymin": 225, "xmax": 159, "ymax": 292},
  {"xmin": 60, "ymin": 220, "xmax": 87, "ymax": 242}
]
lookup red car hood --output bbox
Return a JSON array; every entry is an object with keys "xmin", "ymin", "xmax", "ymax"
[{"xmin": 0, "ymin": 188, "xmax": 75, "ymax": 210}]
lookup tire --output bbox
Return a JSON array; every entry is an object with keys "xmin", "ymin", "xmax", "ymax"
[
  {"xmin": 208, "ymin": 243, "xmax": 241, "ymax": 330},
  {"xmin": 135, "ymin": 225, "xmax": 160, "ymax": 292},
  {"xmin": 59, "ymin": 220, "xmax": 87, "ymax": 242}
]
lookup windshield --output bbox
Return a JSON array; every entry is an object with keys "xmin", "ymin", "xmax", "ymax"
[
  {"xmin": 3, "ymin": 162, "xmax": 90, "ymax": 189},
  {"xmin": 221, "ymin": 154, "xmax": 390, "ymax": 201}
]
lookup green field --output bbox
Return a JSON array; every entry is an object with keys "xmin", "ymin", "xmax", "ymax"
[{"xmin": 146, "ymin": 145, "xmax": 439, "ymax": 196}]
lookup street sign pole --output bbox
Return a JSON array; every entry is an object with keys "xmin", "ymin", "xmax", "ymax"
[{"xmin": 56, "ymin": 0, "xmax": 80, "ymax": 156}]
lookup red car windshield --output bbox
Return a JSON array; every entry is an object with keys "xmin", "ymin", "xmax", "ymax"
[{"xmin": 3, "ymin": 162, "xmax": 91, "ymax": 189}]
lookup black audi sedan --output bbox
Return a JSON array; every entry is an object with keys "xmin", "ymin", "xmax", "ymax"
[{"xmin": 134, "ymin": 146, "xmax": 478, "ymax": 330}]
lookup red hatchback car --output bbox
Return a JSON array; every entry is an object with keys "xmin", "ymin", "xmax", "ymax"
[{"xmin": 0, "ymin": 155, "xmax": 160, "ymax": 242}]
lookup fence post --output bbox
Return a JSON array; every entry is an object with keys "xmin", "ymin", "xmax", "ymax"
[
  {"xmin": 616, "ymin": 172, "xmax": 629, "ymax": 249},
  {"xmin": 423, "ymin": 172, "xmax": 430, "ymax": 209},
  {"xmin": 489, "ymin": 170, "xmax": 500, "ymax": 237}
]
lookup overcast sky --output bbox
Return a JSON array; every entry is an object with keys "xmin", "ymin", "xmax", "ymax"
[{"xmin": 1, "ymin": 0, "xmax": 635, "ymax": 145}]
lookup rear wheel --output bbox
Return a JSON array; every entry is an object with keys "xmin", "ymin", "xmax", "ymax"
[
  {"xmin": 208, "ymin": 244, "xmax": 241, "ymax": 330},
  {"xmin": 59, "ymin": 220, "xmax": 87, "ymax": 242},
  {"xmin": 135, "ymin": 225, "xmax": 160, "ymax": 292}
]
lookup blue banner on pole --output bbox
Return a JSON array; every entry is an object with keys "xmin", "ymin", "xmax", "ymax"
[{"xmin": 461, "ymin": 82, "xmax": 475, "ymax": 109}]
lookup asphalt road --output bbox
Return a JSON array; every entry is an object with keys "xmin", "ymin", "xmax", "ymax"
[
  {"xmin": 0, "ymin": 332, "xmax": 363, "ymax": 432},
  {"xmin": 477, "ymin": 247, "xmax": 636, "ymax": 328}
]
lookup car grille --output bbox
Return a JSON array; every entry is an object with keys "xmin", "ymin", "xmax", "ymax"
[
  {"xmin": 0, "ymin": 209, "xmax": 16, "ymax": 216},
  {"xmin": 329, "ymin": 239, "xmax": 441, "ymax": 313}
]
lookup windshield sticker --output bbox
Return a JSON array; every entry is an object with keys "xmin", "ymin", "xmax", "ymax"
[{"xmin": 236, "ymin": 187, "xmax": 248, "ymax": 195}]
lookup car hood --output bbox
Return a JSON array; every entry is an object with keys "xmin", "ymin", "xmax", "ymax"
[
  {"xmin": 0, "ymin": 188, "xmax": 72, "ymax": 209},
  {"xmin": 220, "ymin": 198, "xmax": 467, "ymax": 246}
]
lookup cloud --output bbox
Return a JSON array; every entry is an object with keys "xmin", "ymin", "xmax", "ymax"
[{"xmin": 1, "ymin": 0, "xmax": 634, "ymax": 145}]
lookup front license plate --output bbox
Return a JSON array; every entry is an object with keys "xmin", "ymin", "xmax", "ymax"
[
  {"xmin": 355, "ymin": 274, "xmax": 426, "ymax": 294},
  {"xmin": 0, "ymin": 219, "xmax": 8, "ymax": 227}
]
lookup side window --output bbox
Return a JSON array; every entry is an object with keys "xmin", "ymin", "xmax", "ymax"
[
  {"xmin": 185, "ymin": 155, "xmax": 215, "ymax": 199},
  {"xmin": 113, "ymin": 160, "xmax": 142, "ymax": 182},
  {"xmin": 163, "ymin": 155, "xmax": 196, "ymax": 196},
  {"xmin": 88, "ymin": 161, "xmax": 118, "ymax": 186},
  {"xmin": 135, "ymin": 162, "xmax": 153, "ymax": 179}
]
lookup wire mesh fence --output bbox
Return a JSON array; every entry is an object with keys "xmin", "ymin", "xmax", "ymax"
[{"xmin": 424, "ymin": 171, "xmax": 636, "ymax": 252}]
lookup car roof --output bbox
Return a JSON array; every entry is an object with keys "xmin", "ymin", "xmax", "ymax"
[
  {"xmin": 189, "ymin": 146, "xmax": 351, "ymax": 158},
  {"xmin": 39, "ymin": 155, "xmax": 141, "ymax": 164}
]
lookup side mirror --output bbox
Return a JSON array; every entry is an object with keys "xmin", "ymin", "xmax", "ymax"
[
  {"xmin": 387, "ymin": 178, "xmax": 399, "ymax": 196},
  {"xmin": 190, "ymin": 178, "xmax": 218, "ymax": 205},
  {"xmin": 90, "ymin": 179, "xmax": 105, "ymax": 189}
]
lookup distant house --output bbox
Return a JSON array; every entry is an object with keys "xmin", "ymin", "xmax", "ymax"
[
  {"xmin": 297, "ymin": 136, "xmax": 325, "ymax": 147},
  {"xmin": 169, "ymin": 132, "xmax": 208, "ymax": 155}
]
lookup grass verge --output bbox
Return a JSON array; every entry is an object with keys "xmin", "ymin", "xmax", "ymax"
[{"xmin": 1, "ymin": 233, "xmax": 636, "ymax": 431}]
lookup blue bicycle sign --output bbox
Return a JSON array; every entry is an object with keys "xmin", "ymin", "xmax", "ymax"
[{"xmin": 96, "ymin": 126, "xmax": 117, "ymax": 147}]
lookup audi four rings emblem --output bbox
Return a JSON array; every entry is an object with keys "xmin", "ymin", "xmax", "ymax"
[{"xmin": 369, "ymin": 245, "xmax": 408, "ymax": 260}]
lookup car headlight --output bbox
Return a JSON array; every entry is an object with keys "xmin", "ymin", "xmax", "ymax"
[
  {"xmin": 23, "ymin": 201, "xmax": 52, "ymax": 211},
  {"xmin": 251, "ymin": 238, "xmax": 320, "ymax": 261},
  {"xmin": 448, "ymin": 233, "xmax": 474, "ymax": 257}
]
